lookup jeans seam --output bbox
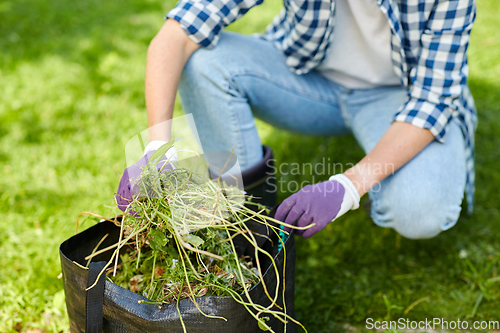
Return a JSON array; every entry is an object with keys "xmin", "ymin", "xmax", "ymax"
[
  {"xmin": 338, "ymin": 93, "xmax": 352, "ymax": 129},
  {"xmin": 228, "ymin": 72, "xmax": 338, "ymax": 106},
  {"xmin": 227, "ymin": 97, "xmax": 247, "ymax": 169}
]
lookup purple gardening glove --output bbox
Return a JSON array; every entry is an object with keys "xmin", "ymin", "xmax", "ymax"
[
  {"xmin": 275, "ymin": 174, "xmax": 360, "ymax": 238},
  {"xmin": 116, "ymin": 141, "xmax": 177, "ymax": 213}
]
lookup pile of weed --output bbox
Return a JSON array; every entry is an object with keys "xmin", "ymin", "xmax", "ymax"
[{"xmin": 82, "ymin": 142, "xmax": 304, "ymax": 332}]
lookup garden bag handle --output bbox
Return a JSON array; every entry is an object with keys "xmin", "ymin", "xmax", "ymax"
[{"xmin": 86, "ymin": 261, "xmax": 107, "ymax": 332}]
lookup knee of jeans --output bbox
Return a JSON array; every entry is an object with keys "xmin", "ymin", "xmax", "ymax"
[
  {"xmin": 372, "ymin": 187, "xmax": 462, "ymax": 240},
  {"xmin": 390, "ymin": 194, "xmax": 462, "ymax": 239}
]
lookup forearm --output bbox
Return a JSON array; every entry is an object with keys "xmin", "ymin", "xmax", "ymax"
[
  {"xmin": 145, "ymin": 19, "xmax": 199, "ymax": 142},
  {"xmin": 344, "ymin": 122, "xmax": 434, "ymax": 197}
]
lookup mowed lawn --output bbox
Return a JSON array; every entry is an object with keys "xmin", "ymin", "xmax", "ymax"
[{"xmin": 0, "ymin": 0, "xmax": 499, "ymax": 332}]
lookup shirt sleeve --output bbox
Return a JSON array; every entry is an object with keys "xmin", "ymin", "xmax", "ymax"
[
  {"xmin": 393, "ymin": 0, "xmax": 476, "ymax": 142},
  {"xmin": 166, "ymin": 0, "xmax": 263, "ymax": 49}
]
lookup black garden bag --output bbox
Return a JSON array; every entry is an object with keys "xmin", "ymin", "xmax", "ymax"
[{"xmin": 59, "ymin": 215, "xmax": 296, "ymax": 333}]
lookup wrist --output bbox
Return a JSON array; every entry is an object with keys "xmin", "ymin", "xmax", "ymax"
[
  {"xmin": 329, "ymin": 174, "xmax": 360, "ymax": 210},
  {"xmin": 343, "ymin": 163, "xmax": 380, "ymax": 198},
  {"xmin": 343, "ymin": 169, "xmax": 366, "ymax": 198},
  {"xmin": 146, "ymin": 118, "xmax": 173, "ymax": 143}
]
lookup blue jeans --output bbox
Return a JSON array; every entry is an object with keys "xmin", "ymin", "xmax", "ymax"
[{"xmin": 178, "ymin": 32, "xmax": 466, "ymax": 239}]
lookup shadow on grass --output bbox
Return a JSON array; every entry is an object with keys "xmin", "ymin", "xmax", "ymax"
[
  {"xmin": 1, "ymin": 0, "xmax": 172, "ymax": 120},
  {"xmin": 1, "ymin": 0, "xmax": 162, "ymax": 64},
  {"xmin": 0, "ymin": 0, "xmax": 177, "ymax": 147}
]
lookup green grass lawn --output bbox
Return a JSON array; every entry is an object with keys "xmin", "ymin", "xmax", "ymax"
[{"xmin": 0, "ymin": 0, "xmax": 499, "ymax": 331}]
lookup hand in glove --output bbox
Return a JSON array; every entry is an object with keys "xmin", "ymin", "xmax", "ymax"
[
  {"xmin": 116, "ymin": 140, "xmax": 177, "ymax": 213},
  {"xmin": 275, "ymin": 174, "xmax": 360, "ymax": 238}
]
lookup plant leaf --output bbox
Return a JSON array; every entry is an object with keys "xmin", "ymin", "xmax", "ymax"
[
  {"xmin": 182, "ymin": 234, "xmax": 204, "ymax": 248},
  {"xmin": 148, "ymin": 139, "xmax": 175, "ymax": 167},
  {"xmin": 257, "ymin": 316, "xmax": 270, "ymax": 331},
  {"xmin": 149, "ymin": 229, "xmax": 169, "ymax": 252}
]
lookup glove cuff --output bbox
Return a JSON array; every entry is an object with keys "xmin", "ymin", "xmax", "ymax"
[
  {"xmin": 144, "ymin": 140, "xmax": 178, "ymax": 163},
  {"xmin": 329, "ymin": 174, "xmax": 360, "ymax": 211}
]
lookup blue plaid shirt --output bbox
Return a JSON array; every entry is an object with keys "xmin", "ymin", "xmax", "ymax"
[{"xmin": 167, "ymin": 0, "xmax": 477, "ymax": 213}]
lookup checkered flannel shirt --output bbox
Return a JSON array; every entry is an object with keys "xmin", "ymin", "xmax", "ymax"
[{"xmin": 167, "ymin": 0, "xmax": 478, "ymax": 213}]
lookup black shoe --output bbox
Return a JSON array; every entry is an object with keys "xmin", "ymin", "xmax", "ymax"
[
  {"xmin": 241, "ymin": 145, "xmax": 276, "ymax": 208},
  {"xmin": 207, "ymin": 145, "xmax": 277, "ymax": 208}
]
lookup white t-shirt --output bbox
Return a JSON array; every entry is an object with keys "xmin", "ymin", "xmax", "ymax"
[{"xmin": 317, "ymin": 0, "xmax": 400, "ymax": 88}]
